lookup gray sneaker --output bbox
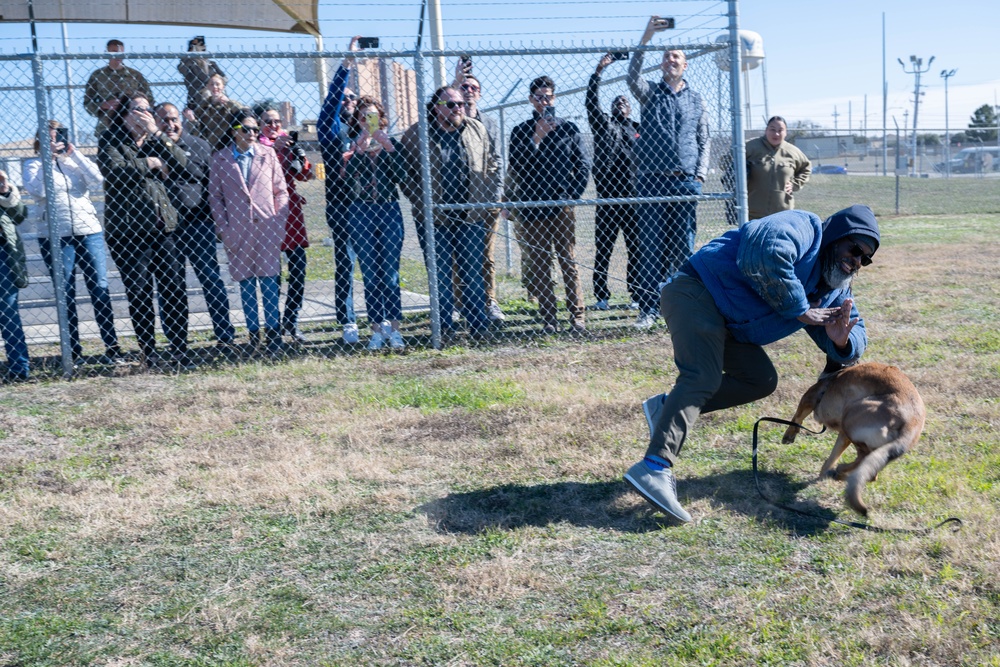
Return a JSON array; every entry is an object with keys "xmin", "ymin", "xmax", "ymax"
[
  {"xmin": 642, "ymin": 392, "xmax": 668, "ymax": 442},
  {"xmin": 623, "ymin": 460, "xmax": 691, "ymax": 523}
]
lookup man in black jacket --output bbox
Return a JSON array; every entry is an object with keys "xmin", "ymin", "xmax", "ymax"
[
  {"xmin": 155, "ymin": 103, "xmax": 236, "ymax": 350},
  {"xmin": 587, "ymin": 53, "xmax": 640, "ymax": 311},
  {"xmin": 504, "ymin": 76, "xmax": 592, "ymax": 333}
]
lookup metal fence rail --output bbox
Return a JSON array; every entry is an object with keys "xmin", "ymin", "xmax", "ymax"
[{"xmin": 2, "ymin": 6, "xmax": 750, "ymax": 379}]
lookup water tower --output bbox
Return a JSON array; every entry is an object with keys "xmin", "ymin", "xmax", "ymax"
[{"xmin": 714, "ymin": 30, "xmax": 766, "ymax": 130}]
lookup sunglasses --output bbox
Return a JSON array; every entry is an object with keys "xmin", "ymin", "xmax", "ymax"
[
  {"xmin": 235, "ymin": 125, "xmax": 260, "ymax": 134},
  {"xmin": 461, "ymin": 83, "xmax": 480, "ymax": 92},
  {"xmin": 262, "ymin": 119, "xmax": 281, "ymax": 126},
  {"xmin": 344, "ymin": 93, "xmax": 358, "ymax": 102},
  {"xmin": 849, "ymin": 243, "xmax": 873, "ymax": 266},
  {"xmin": 532, "ymin": 94, "xmax": 555, "ymax": 102},
  {"xmin": 436, "ymin": 100, "xmax": 464, "ymax": 109}
]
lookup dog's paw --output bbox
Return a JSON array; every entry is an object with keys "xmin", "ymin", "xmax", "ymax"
[{"xmin": 822, "ymin": 468, "xmax": 838, "ymax": 480}]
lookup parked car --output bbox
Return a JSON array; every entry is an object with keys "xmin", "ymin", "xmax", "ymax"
[
  {"xmin": 813, "ymin": 164, "xmax": 847, "ymax": 175},
  {"xmin": 934, "ymin": 146, "xmax": 1000, "ymax": 174}
]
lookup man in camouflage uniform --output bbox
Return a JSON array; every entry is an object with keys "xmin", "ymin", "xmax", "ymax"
[{"xmin": 84, "ymin": 39, "xmax": 154, "ymax": 139}]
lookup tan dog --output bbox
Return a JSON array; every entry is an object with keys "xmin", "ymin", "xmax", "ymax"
[{"xmin": 781, "ymin": 362, "xmax": 925, "ymax": 516}]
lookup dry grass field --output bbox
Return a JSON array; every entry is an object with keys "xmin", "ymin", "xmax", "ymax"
[{"xmin": 1, "ymin": 213, "xmax": 998, "ymax": 666}]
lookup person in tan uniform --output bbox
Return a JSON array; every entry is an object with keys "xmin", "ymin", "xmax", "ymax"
[
  {"xmin": 745, "ymin": 115, "xmax": 811, "ymax": 221},
  {"xmin": 84, "ymin": 40, "xmax": 154, "ymax": 138}
]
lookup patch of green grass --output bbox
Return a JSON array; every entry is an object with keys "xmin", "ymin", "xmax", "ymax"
[{"xmin": 355, "ymin": 376, "xmax": 526, "ymax": 411}]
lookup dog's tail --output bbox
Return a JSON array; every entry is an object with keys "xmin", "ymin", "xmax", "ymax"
[{"xmin": 845, "ymin": 441, "xmax": 909, "ymax": 516}]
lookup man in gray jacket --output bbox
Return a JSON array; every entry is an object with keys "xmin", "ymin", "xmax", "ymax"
[{"xmin": 628, "ymin": 16, "xmax": 710, "ymax": 329}]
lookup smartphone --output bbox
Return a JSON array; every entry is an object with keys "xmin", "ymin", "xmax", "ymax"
[
  {"xmin": 288, "ymin": 130, "xmax": 299, "ymax": 146},
  {"xmin": 542, "ymin": 106, "xmax": 556, "ymax": 119},
  {"xmin": 193, "ymin": 35, "xmax": 205, "ymax": 44},
  {"xmin": 365, "ymin": 111, "xmax": 380, "ymax": 136},
  {"xmin": 610, "ymin": 52, "xmax": 629, "ymax": 61},
  {"xmin": 460, "ymin": 54, "xmax": 473, "ymax": 73},
  {"xmin": 54, "ymin": 126, "xmax": 69, "ymax": 153},
  {"xmin": 653, "ymin": 17, "xmax": 675, "ymax": 30},
  {"xmin": 358, "ymin": 37, "xmax": 380, "ymax": 49}
]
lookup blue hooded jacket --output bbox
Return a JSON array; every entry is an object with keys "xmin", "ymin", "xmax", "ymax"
[{"xmin": 687, "ymin": 205, "xmax": 880, "ymax": 363}]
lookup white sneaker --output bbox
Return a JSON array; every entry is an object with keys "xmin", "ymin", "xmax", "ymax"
[
  {"xmin": 487, "ymin": 300, "xmax": 506, "ymax": 322},
  {"xmin": 591, "ymin": 299, "xmax": 610, "ymax": 311},
  {"xmin": 388, "ymin": 330, "xmax": 405, "ymax": 349},
  {"xmin": 629, "ymin": 301, "xmax": 640, "ymax": 310},
  {"xmin": 367, "ymin": 331, "xmax": 386, "ymax": 350},
  {"xmin": 342, "ymin": 323, "xmax": 360, "ymax": 344},
  {"xmin": 634, "ymin": 312, "xmax": 657, "ymax": 330}
]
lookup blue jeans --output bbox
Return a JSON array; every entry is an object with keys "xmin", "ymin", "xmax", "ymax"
[
  {"xmin": 348, "ymin": 202, "xmax": 404, "ymax": 326},
  {"xmin": 239, "ymin": 275, "xmax": 281, "ymax": 333},
  {"xmin": 325, "ymin": 199, "xmax": 357, "ymax": 325},
  {"xmin": 635, "ymin": 174, "xmax": 702, "ymax": 315},
  {"xmin": 174, "ymin": 216, "xmax": 236, "ymax": 343},
  {"xmin": 39, "ymin": 232, "xmax": 120, "ymax": 357},
  {"xmin": 0, "ymin": 246, "xmax": 30, "ymax": 377},
  {"xmin": 281, "ymin": 246, "xmax": 307, "ymax": 329},
  {"xmin": 416, "ymin": 218, "xmax": 489, "ymax": 333}
]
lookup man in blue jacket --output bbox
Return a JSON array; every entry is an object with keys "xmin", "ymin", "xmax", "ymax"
[
  {"xmin": 624, "ymin": 205, "xmax": 881, "ymax": 523},
  {"xmin": 317, "ymin": 38, "xmax": 361, "ymax": 344}
]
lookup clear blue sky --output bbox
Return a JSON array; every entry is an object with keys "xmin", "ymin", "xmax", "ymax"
[{"xmin": 3, "ymin": 0, "xmax": 998, "ymax": 132}]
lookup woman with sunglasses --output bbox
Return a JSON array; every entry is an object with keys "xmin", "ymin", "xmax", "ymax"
[
  {"xmin": 208, "ymin": 109, "xmax": 289, "ymax": 356},
  {"xmin": 25, "ymin": 120, "xmax": 122, "ymax": 364},
  {"xmin": 343, "ymin": 97, "xmax": 407, "ymax": 350},
  {"xmin": 255, "ymin": 103, "xmax": 314, "ymax": 344},
  {"xmin": 98, "ymin": 94, "xmax": 192, "ymax": 368}
]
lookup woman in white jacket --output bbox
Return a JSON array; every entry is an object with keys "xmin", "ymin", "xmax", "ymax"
[{"xmin": 24, "ymin": 121, "xmax": 121, "ymax": 363}]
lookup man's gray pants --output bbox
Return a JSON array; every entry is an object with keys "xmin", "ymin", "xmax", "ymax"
[{"xmin": 647, "ymin": 274, "xmax": 779, "ymax": 464}]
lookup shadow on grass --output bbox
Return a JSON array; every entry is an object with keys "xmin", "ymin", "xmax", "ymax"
[{"xmin": 422, "ymin": 469, "xmax": 842, "ymax": 537}]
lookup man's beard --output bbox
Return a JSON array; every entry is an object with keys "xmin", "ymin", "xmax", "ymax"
[{"xmin": 822, "ymin": 246, "xmax": 856, "ymax": 291}]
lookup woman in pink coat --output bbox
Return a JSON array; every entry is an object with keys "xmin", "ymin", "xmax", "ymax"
[{"xmin": 208, "ymin": 109, "xmax": 289, "ymax": 355}]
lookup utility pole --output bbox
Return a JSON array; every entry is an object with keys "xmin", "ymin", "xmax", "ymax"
[
  {"xmin": 940, "ymin": 68, "xmax": 957, "ymax": 178},
  {"xmin": 898, "ymin": 54, "xmax": 935, "ymax": 176}
]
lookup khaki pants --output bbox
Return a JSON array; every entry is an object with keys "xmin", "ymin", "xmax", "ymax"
[
  {"xmin": 519, "ymin": 207, "xmax": 585, "ymax": 328},
  {"xmin": 648, "ymin": 274, "xmax": 779, "ymax": 464},
  {"xmin": 482, "ymin": 212, "xmax": 501, "ymax": 305}
]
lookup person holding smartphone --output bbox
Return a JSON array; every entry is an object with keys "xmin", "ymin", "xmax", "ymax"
[
  {"xmin": 256, "ymin": 103, "xmax": 315, "ymax": 344},
  {"xmin": 451, "ymin": 57, "xmax": 506, "ymax": 323},
  {"xmin": 587, "ymin": 53, "xmax": 641, "ymax": 312},
  {"xmin": 503, "ymin": 76, "xmax": 591, "ymax": 334},
  {"xmin": 317, "ymin": 37, "xmax": 363, "ymax": 344},
  {"xmin": 343, "ymin": 98, "xmax": 407, "ymax": 351},
  {"xmin": 627, "ymin": 15, "xmax": 710, "ymax": 330},
  {"xmin": 24, "ymin": 120, "xmax": 123, "ymax": 365}
]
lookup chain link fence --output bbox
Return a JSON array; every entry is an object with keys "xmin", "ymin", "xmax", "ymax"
[{"xmin": 2, "ymin": 33, "xmax": 749, "ymax": 379}]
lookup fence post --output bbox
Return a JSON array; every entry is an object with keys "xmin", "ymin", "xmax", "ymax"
[
  {"xmin": 31, "ymin": 54, "xmax": 75, "ymax": 378},
  {"xmin": 414, "ymin": 51, "xmax": 442, "ymax": 349},
  {"xmin": 727, "ymin": 0, "xmax": 748, "ymax": 224}
]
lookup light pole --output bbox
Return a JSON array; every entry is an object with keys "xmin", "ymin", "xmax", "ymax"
[
  {"xmin": 898, "ymin": 54, "xmax": 935, "ymax": 175},
  {"xmin": 941, "ymin": 68, "xmax": 957, "ymax": 178}
]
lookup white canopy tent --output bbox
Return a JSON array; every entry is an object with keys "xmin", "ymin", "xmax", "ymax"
[{"xmin": 0, "ymin": 0, "xmax": 321, "ymax": 35}]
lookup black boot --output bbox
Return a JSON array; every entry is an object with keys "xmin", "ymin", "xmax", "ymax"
[{"xmin": 264, "ymin": 328, "xmax": 285, "ymax": 358}]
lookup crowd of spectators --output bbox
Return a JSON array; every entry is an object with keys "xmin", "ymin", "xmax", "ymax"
[{"xmin": 2, "ymin": 22, "xmax": 811, "ymax": 381}]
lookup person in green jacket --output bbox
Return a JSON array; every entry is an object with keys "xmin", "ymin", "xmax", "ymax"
[
  {"xmin": 745, "ymin": 116, "xmax": 812, "ymax": 221},
  {"xmin": 0, "ymin": 170, "xmax": 30, "ymax": 381}
]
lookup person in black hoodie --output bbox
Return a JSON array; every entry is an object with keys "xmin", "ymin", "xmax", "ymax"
[{"xmin": 587, "ymin": 53, "xmax": 641, "ymax": 311}]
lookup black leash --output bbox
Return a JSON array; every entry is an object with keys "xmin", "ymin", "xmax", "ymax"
[{"xmin": 752, "ymin": 417, "xmax": 962, "ymax": 534}]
